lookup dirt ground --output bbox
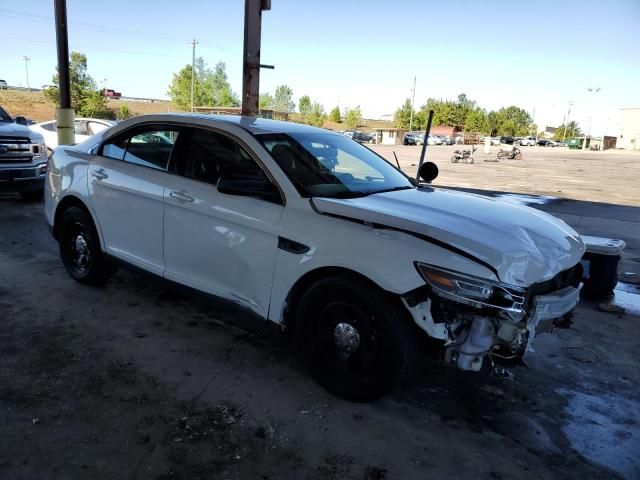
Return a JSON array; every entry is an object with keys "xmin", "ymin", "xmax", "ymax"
[
  {"xmin": 1, "ymin": 192, "xmax": 639, "ymax": 479},
  {"xmin": 370, "ymin": 145, "xmax": 640, "ymax": 207},
  {"xmin": 0, "ymin": 90, "xmax": 175, "ymax": 123}
]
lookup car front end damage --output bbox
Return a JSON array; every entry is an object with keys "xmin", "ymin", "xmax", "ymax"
[{"xmin": 402, "ymin": 262, "xmax": 583, "ymax": 372}]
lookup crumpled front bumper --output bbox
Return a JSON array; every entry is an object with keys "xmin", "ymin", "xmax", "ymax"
[{"xmin": 525, "ymin": 285, "xmax": 581, "ymax": 350}]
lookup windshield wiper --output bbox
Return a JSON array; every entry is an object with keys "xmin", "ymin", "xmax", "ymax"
[{"xmin": 365, "ymin": 185, "xmax": 414, "ymax": 195}]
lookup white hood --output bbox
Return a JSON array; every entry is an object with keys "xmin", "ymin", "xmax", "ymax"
[{"xmin": 312, "ymin": 187, "xmax": 585, "ymax": 287}]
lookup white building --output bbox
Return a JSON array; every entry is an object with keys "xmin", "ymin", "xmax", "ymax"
[{"xmin": 619, "ymin": 107, "xmax": 640, "ymax": 150}]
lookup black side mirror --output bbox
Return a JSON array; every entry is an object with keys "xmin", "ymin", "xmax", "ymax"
[
  {"xmin": 418, "ymin": 161, "xmax": 439, "ymax": 183},
  {"xmin": 14, "ymin": 116, "xmax": 28, "ymax": 126},
  {"xmin": 217, "ymin": 174, "xmax": 281, "ymax": 203}
]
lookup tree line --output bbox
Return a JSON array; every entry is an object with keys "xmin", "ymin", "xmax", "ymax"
[{"xmin": 395, "ymin": 93, "xmax": 540, "ymax": 136}]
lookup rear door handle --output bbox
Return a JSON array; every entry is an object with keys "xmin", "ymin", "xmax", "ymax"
[
  {"xmin": 91, "ymin": 168, "xmax": 108, "ymax": 180},
  {"xmin": 169, "ymin": 190, "xmax": 194, "ymax": 203}
]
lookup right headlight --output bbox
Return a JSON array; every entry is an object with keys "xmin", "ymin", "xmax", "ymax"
[{"xmin": 415, "ymin": 262, "xmax": 527, "ymax": 321}]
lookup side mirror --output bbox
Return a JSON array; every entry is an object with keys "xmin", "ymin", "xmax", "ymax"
[
  {"xmin": 217, "ymin": 174, "xmax": 280, "ymax": 203},
  {"xmin": 418, "ymin": 161, "xmax": 439, "ymax": 183},
  {"xmin": 14, "ymin": 116, "xmax": 28, "ymax": 126}
]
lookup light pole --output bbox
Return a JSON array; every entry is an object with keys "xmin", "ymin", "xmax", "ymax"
[
  {"xmin": 409, "ymin": 76, "xmax": 416, "ymax": 132},
  {"xmin": 582, "ymin": 87, "xmax": 600, "ymax": 150},
  {"xmin": 189, "ymin": 38, "xmax": 198, "ymax": 112},
  {"xmin": 22, "ymin": 56, "xmax": 31, "ymax": 91},
  {"xmin": 562, "ymin": 101, "xmax": 574, "ymax": 142}
]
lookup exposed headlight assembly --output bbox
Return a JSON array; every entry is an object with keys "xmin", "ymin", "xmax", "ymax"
[{"xmin": 415, "ymin": 262, "xmax": 527, "ymax": 321}]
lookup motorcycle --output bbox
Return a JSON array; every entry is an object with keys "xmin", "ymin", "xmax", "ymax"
[
  {"xmin": 451, "ymin": 147, "xmax": 475, "ymax": 164},
  {"xmin": 497, "ymin": 147, "xmax": 523, "ymax": 160}
]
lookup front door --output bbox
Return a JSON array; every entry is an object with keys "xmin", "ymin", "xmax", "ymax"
[
  {"xmin": 88, "ymin": 125, "xmax": 182, "ymax": 275},
  {"xmin": 163, "ymin": 127, "xmax": 284, "ymax": 317}
]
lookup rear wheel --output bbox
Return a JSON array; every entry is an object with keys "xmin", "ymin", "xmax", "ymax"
[
  {"xmin": 296, "ymin": 276, "xmax": 420, "ymax": 402},
  {"xmin": 58, "ymin": 206, "xmax": 117, "ymax": 285},
  {"xmin": 497, "ymin": 151, "xmax": 506, "ymax": 159}
]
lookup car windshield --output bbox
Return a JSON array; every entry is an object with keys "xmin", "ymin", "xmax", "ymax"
[
  {"xmin": 257, "ymin": 132, "xmax": 413, "ymax": 198},
  {"xmin": 0, "ymin": 106, "xmax": 13, "ymax": 122}
]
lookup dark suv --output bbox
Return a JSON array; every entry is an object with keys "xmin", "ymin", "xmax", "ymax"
[{"xmin": 0, "ymin": 106, "xmax": 48, "ymax": 200}]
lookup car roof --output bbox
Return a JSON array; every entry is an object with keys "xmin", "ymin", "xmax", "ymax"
[{"xmin": 116, "ymin": 113, "xmax": 334, "ymax": 136}]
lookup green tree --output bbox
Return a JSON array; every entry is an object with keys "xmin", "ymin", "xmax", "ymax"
[
  {"xmin": 117, "ymin": 104, "xmax": 132, "ymax": 120},
  {"xmin": 553, "ymin": 121, "xmax": 582, "ymax": 140},
  {"xmin": 273, "ymin": 85, "xmax": 295, "ymax": 113},
  {"xmin": 394, "ymin": 98, "xmax": 414, "ymax": 129},
  {"xmin": 210, "ymin": 62, "xmax": 239, "ymax": 107},
  {"xmin": 465, "ymin": 109, "xmax": 488, "ymax": 133},
  {"xmin": 492, "ymin": 106, "xmax": 534, "ymax": 136},
  {"xmin": 167, "ymin": 58, "xmax": 238, "ymax": 110},
  {"xmin": 259, "ymin": 93, "xmax": 273, "ymax": 109},
  {"xmin": 301, "ymin": 101, "xmax": 326, "ymax": 127},
  {"xmin": 329, "ymin": 106, "xmax": 341, "ymax": 123},
  {"xmin": 344, "ymin": 106, "xmax": 362, "ymax": 129},
  {"xmin": 43, "ymin": 51, "xmax": 111, "ymax": 118},
  {"xmin": 298, "ymin": 95, "xmax": 312, "ymax": 115}
]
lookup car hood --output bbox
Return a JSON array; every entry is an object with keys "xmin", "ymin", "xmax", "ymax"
[
  {"xmin": 0, "ymin": 122, "xmax": 41, "ymax": 139},
  {"xmin": 312, "ymin": 187, "xmax": 585, "ymax": 287}
]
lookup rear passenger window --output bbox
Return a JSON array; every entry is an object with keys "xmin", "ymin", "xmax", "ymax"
[
  {"xmin": 125, "ymin": 130, "xmax": 178, "ymax": 170},
  {"xmin": 100, "ymin": 127, "xmax": 180, "ymax": 170}
]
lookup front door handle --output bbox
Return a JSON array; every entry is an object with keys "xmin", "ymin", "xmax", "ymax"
[
  {"xmin": 169, "ymin": 190, "xmax": 194, "ymax": 203},
  {"xmin": 91, "ymin": 168, "xmax": 108, "ymax": 181}
]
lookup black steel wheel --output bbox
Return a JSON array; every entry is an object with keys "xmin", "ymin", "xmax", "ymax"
[
  {"xmin": 296, "ymin": 276, "xmax": 420, "ymax": 402},
  {"xmin": 58, "ymin": 206, "xmax": 117, "ymax": 285}
]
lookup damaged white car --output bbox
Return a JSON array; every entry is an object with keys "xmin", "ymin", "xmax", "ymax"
[{"xmin": 44, "ymin": 114, "xmax": 585, "ymax": 401}]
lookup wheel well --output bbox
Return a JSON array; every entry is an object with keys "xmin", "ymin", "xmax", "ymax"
[
  {"xmin": 280, "ymin": 266, "xmax": 396, "ymax": 336},
  {"xmin": 53, "ymin": 195, "xmax": 92, "ymax": 240}
]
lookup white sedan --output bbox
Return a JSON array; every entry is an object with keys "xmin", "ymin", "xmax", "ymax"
[
  {"xmin": 44, "ymin": 114, "xmax": 585, "ymax": 401},
  {"xmin": 30, "ymin": 118, "xmax": 116, "ymax": 153}
]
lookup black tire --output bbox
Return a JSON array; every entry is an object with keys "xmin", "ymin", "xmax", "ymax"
[
  {"xmin": 451, "ymin": 155, "xmax": 459, "ymax": 163},
  {"xmin": 296, "ymin": 276, "xmax": 420, "ymax": 402},
  {"xmin": 58, "ymin": 206, "xmax": 117, "ymax": 285},
  {"xmin": 497, "ymin": 151, "xmax": 506, "ymax": 159},
  {"xmin": 515, "ymin": 152, "xmax": 523, "ymax": 160},
  {"xmin": 19, "ymin": 190, "xmax": 44, "ymax": 201}
]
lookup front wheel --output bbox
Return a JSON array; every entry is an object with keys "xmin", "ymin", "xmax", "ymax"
[
  {"xmin": 296, "ymin": 276, "xmax": 420, "ymax": 402},
  {"xmin": 467, "ymin": 156, "xmax": 475, "ymax": 164},
  {"xmin": 515, "ymin": 152, "xmax": 523, "ymax": 160},
  {"xmin": 58, "ymin": 206, "xmax": 117, "ymax": 285},
  {"xmin": 451, "ymin": 155, "xmax": 460, "ymax": 163}
]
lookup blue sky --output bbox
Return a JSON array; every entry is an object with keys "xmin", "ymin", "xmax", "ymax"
[{"xmin": 1, "ymin": 0, "xmax": 639, "ymax": 134}]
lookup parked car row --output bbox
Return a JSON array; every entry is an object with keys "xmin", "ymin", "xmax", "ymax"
[
  {"xmin": 498, "ymin": 136, "xmax": 568, "ymax": 147},
  {"xmin": 404, "ymin": 133, "xmax": 454, "ymax": 146},
  {"xmin": 342, "ymin": 131, "xmax": 376, "ymax": 144}
]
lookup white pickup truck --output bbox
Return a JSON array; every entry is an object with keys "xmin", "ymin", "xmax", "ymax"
[
  {"xmin": 44, "ymin": 114, "xmax": 585, "ymax": 401},
  {"xmin": 0, "ymin": 105, "xmax": 48, "ymax": 200}
]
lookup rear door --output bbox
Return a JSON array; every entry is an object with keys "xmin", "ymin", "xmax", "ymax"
[
  {"xmin": 162, "ymin": 126, "xmax": 284, "ymax": 317},
  {"xmin": 88, "ymin": 124, "xmax": 182, "ymax": 275}
]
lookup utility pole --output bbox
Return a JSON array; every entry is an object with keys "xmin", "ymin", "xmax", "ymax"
[
  {"xmin": 22, "ymin": 56, "xmax": 31, "ymax": 91},
  {"xmin": 189, "ymin": 38, "xmax": 198, "ymax": 112},
  {"xmin": 582, "ymin": 87, "xmax": 600, "ymax": 150},
  {"xmin": 53, "ymin": 0, "xmax": 74, "ymax": 146},
  {"xmin": 409, "ymin": 76, "xmax": 416, "ymax": 132},
  {"xmin": 242, "ymin": 0, "xmax": 272, "ymax": 116}
]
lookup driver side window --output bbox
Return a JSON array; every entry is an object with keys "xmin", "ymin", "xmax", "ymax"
[{"xmin": 176, "ymin": 128, "xmax": 263, "ymax": 186}]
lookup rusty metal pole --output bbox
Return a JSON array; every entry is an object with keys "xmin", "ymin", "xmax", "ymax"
[
  {"xmin": 242, "ymin": 0, "xmax": 271, "ymax": 116},
  {"xmin": 54, "ymin": 0, "xmax": 74, "ymax": 146}
]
